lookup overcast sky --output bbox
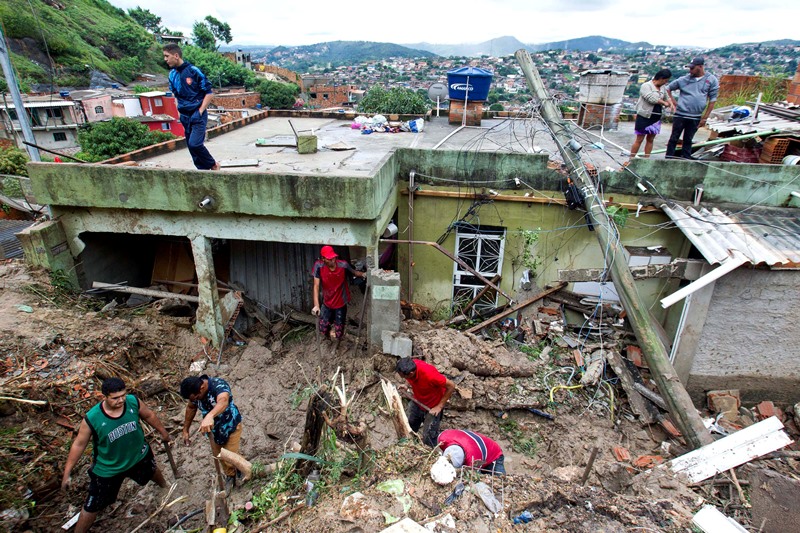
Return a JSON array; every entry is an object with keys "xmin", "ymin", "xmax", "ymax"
[{"xmin": 109, "ymin": 0, "xmax": 799, "ymax": 49}]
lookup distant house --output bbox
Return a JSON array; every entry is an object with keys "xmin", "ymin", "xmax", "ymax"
[
  {"xmin": 0, "ymin": 97, "xmax": 82, "ymax": 150},
  {"xmin": 69, "ymin": 89, "xmax": 122, "ymax": 123},
  {"xmin": 222, "ymin": 50, "xmax": 252, "ymax": 70},
  {"xmin": 136, "ymin": 91, "xmax": 183, "ymax": 137},
  {"xmin": 156, "ymin": 34, "xmax": 188, "ymax": 46}
]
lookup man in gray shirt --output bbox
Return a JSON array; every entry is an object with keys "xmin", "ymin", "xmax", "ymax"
[{"xmin": 665, "ymin": 57, "xmax": 719, "ymax": 159}]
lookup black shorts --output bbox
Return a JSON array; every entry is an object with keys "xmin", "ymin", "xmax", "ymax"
[{"xmin": 84, "ymin": 446, "xmax": 156, "ymax": 513}]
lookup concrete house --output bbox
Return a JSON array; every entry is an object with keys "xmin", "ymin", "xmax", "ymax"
[
  {"xmin": 0, "ymin": 97, "xmax": 82, "ymax": 150},
  {"xmin": 17, "ymin": 101, "xmax": 800, "ymax": 405}
]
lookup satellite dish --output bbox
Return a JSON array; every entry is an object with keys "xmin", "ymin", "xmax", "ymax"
[
  {"xmin": 427, "ymin": 83, "xmax": 449, "ymax": 117},
  {"xmin": 427, "ymin": 83, "xmax": 449, "ymax": 101}
]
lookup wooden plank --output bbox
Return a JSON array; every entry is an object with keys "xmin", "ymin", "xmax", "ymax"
[
  {"xmin": 91, "ymin": 281, "xmax": 199, "ymax": 303},
  {"xmin": 692, "ymin": 505, "xmax": 748, "ymax": 533},
  {"xmin": 461, "ymin": 274, "xmax": 500, "ymax": 315},
  {"xmin": 465, "ymin": 283, "xmax": 566, "ymax": 334},
  {"xmin": 669, "ymin": 416, "xmax": 793, "ymax": 483},
  {"xmin": 605, "ymin": 350, "xmax": 655, "ymax": 424}
]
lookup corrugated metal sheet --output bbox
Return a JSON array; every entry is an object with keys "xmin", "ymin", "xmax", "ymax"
[
  {"xmin": 229, "ymin": 241, "xmax": 319, "ymax": 315},
  {"xmin": 709, "ymin": 103, "xmax": 800, "ymax": 135},
  {"xmin": 0, "ymin": 219, "xmax": 35, "ymax": 259},
  {"xmin": 661, "ymin": 204, "xmax": 800, "ymax": 269},
  {"xmin": 0, "ymin": 101, "xmax": 77, "ymax": 109}
]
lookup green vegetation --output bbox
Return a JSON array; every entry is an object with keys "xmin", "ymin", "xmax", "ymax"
[
  {"xmin": 489, "ymin": 103, "xmax": 504, "ymax": 112},
  {"xmin": 127, "ymin": 6, "xmax": 161, "ymax": 33},
  {"xmin": 497, "ymin": 418, "xmax": 538, "ymax": 458},
  {"xmin": 192, "ymin": 16, "xmax": 233, "ymax": 51},
  {"xmin": 716, "ymin": 67, "xmax": 790, "ymax": 108},
  {"xmin": 357, "ymin": 87, "xmax": 429, "ymax": 115},
  {"xmin": 0, "ymin": 146, "xmax": 29, "ymax": 177},
  {"xmin": 76, "ymin": 117, "xmax": 174, "ymax": 161},
  {"xmin": 0, "ymin": 0, "xmax": 166, "ymax": 86},
  {"xmin": 182, "ymin": 46, "xmax": 258, "ymax": 88},
  {"xmin": 256, "ymin": 79, "xmax": 300, "ymax": 109}
]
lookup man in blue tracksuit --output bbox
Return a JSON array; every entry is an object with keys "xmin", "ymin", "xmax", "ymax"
[
  {"xmin": 163, "ymin": 44, "xmax": 219, "ymax": 170},
  {"xmin": 665, "ymin": 57, "xmax": 719, "ymax": 160}
]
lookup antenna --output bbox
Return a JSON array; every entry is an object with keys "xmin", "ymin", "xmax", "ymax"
[{"xmin": 427, "ymin": 83, "xmax": 449, "ymax": 117}]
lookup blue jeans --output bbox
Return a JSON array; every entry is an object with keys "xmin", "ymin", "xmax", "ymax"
[
  {"xmin": 666, "ymin": 115, "xmax": 700, "ymax": 159},
  {"xmin": 179, "ymin": 110, "xmax": 217, "ymax": 170}
]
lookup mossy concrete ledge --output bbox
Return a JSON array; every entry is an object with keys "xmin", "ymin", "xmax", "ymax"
[{"xmin": 27, "ymin": 162, "xmax": 390, "ymax": 220}]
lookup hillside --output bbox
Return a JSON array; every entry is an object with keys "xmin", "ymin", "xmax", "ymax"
[
  {"xmin": 0, "ymin": 0, "xmax": 167, "ymax": 89},
  {"xmin": 408, "ymin": 35, "xmax": 656, "ymax": 57},
  {"xmin": 406, "ymin": 36, "xmax": 528, "ymax": 57},
  {"xmin": 261, "ymin": 40, "xmax": 437, "ymax": 71}
]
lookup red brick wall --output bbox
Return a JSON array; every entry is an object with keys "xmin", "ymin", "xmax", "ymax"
[
  {"xmin": 788, "ymin": 64, "xmax": 800, "ymax": 104},
  {"xmin": 578, "ymin": 103, "xmax": 621, "ymax": 129},
  {"xmin": 306, "ymin": 85, "xmax": 355, "ymax": 109},
  {"xmin": 211, "ymin": 92, "xmax": 262, "ymax": 109},
  {"xmin": 719, "ymin": 74, "xmax": 792, "ymax": 102},
  {"xmin": 449, "ymin": 99, "xmax": 484, "ymax": 126}
]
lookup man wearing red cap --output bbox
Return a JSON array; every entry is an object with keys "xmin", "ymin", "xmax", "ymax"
[{"xmin": 311, "ymin": 245, "xmax": 366, "ymax": 343}]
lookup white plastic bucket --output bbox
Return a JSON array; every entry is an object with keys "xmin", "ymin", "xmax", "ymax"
[{"xmin": 782, "ymin": 155, "xmax": 800, "ymax": 166}]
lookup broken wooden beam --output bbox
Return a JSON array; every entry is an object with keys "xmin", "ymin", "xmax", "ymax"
[
  {"xmin": 380, "ymin": 379, "xmax": 412, "ymax": 439},
  {"xmin": 461, "ymin": 274, "xmax": 501, "ymax": 315},
  {"xmin": 465, "ymin": 283, "xmax": 566, "ymax": 334},
  {"xmin": 558, "ymin": 259, "xmax": 706, "ymax": 282},
  {"xmin": 91, "ymin": 281, "xmax": 199, "ymax": 303}
]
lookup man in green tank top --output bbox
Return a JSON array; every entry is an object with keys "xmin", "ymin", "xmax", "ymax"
[{"xmin": 61, "ymin": 378, "xmax": 172, "ymax": 533}]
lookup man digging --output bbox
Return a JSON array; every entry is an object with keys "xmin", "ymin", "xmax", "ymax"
[
  {"xmin": 61, "ymin": 378, "xmax": 172, "ymax": 533},
  {"xmin": 180, "ymin": 375, "xmax": 244, "ymax": 494},
  {"xmin": 396, "ymin": 357, "xmax": 455, "ymax": 447}
]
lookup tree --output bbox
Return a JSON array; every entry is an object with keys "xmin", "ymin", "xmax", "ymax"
[
  {"xmin": 357, "ymin": 87, "xmax": 429, "ymax": 115},
  {"xmin": 192, "ymin": 22, "xmax": 216, "ymax": 51},
  {"xmin": 0, "ymin": 146, "xmax": 29, "ymax": 177},
  {"xmin": 128, "ymin": 7, "xmax": 161, "ymax": 33},
  {"xmin": 182, "ymin": 46, "xmax": 257, "ymax": 88},
  {"xmin": 192, "ymin": 16, "xmax": 232, "ymax": 51},
  {"xmin": 489, "ymin": 103, "xmax": 504, "ymax": 112},
  {"xmin": 77, "ymin": 118, "xmax": 175, "ymax": 162},
  {"xmin": 256, "ymin": 79, "xmax": 300, "ymax": 109}
]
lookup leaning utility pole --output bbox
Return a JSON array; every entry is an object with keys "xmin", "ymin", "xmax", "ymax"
[
  {"xmin": 0, "ymin": 26, "xmax": 40, "ymax": 161},
  {"xmin": 514, "ymin": 49, "xmax": 712, "ymax": 449}
]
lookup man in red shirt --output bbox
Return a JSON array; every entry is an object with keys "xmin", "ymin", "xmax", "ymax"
[
  {"xmin": 437, "ymin": 429, "xmax": 506, "ymax": 475},
  {"xmin": 396, "ymin": 357, "xmax": 455, "ymax": 446},
  {"xmin": 311, "ymin": 245, "xmax": 366, "ymax": 342}
]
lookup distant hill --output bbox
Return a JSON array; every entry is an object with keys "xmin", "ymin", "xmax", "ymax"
[
  {"xmin": 528, "ymin": 35, "xmax": 653, "ymax": 52},
  {"xmin": 405, "ymin": 36, "xmax": 528, "ymax": 57},
  {"xmin": 262, "ymin": 41, "xmax": 436, "ymax": 71},
  {"xmin": 408, "ymin": 35, "xmax": 655, "ymax": 57}
]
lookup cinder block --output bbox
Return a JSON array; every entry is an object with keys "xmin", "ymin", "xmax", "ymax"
[{"xmin": 382, "ymin": 330, "xmax": 412, "ymax": 358}]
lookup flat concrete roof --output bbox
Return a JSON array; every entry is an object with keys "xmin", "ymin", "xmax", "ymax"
[{"xmin": 135, "ymin": 115, "xmax": 666, "ymax": 176}]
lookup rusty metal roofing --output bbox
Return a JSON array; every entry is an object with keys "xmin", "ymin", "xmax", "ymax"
[
  {"xmin": 0, "ymin": 219, "xmax": 35, "ymax": 259},
  {"xmin": 660, "ymin": 203, "xmax": 800, "ymax": 269}
]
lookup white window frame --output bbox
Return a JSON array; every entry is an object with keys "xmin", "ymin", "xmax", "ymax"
[
  {"xmin": 452, "ymin": 224, "xmax": 506, "ymax": 315},
  {"xmin": 161, "ymin": 122, "xmax": 171, "ymax": 130},
  {"xmin": 154, "ymin": 98, "xmax": 163, "ymax": 106}
]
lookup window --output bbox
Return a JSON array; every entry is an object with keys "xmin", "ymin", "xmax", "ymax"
[
  {"xmin": 452, "ymin": 224, "xmax": 506, "ymax": 316},
  {"xmin": 45, "ymin": 108, "xmax": 63, "ymax": 118},
  {"xmin": 94, "ymin": 105, "xmax": 104, "ymax": 114},
  {"xmin": 53, "ymin": 132, "xmax": 67, "ymax": 142},
  {"xmin": 154, "ymin": 98, "xmax": 163, "ymax": 106},
  {"xmin": 323, "ymin": 93, "xmax": 329, "ymax": 100},
  {"xmin": 241, "ymin": 99, "xmax": 246, "ymax": 106},
  {"xmin": 161, "ymin": 122, "xmax": 171, "ymax": 131},
  {"xmin": 7, "ymin": 109, "xmax": 18, "ymax": 120}
]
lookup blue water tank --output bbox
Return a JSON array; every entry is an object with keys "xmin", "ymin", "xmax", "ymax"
[
  {"xmin": 111, "ymin": 83, "xmax": 119, "ymax": 89},
  {"xmin": 59, "ymin": 90, "xmax": 70, "ymax": 98},
  {"xmin": 446, "ymin": 67, "xmax": 493, "ymax": 101}
]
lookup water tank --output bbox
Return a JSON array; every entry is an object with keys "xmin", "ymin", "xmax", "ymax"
[
  {"xmin": 446, "ymin": 67, "xmax": 493, "ymax": 101},
  {"xmin": 59, "ymin": 90, "xmax": 70, "ymax": 98},
  {"xmin": 578, "ymin": 70, "xmax": 628, "ymax": 105},
  {"xmin": 111, "ymin": 84, "xmax": 119, "ymax": 89}
]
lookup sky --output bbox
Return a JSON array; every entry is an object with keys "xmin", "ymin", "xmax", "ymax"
[{"xmin": 109, "ymin": 0, "xmax": 799, "ymax": 50}]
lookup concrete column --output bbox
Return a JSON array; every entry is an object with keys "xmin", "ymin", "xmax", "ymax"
[
  {"xmin": 17, "ymin": 220, "xmax": 79, "ymax": 289},
  {"xmin": 190, "ymin": 235, "xmax": 224, "ymax": 347},
  {"xmin": 369, "ymin": 268, "xmax": 401, "ymax": 345}
]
